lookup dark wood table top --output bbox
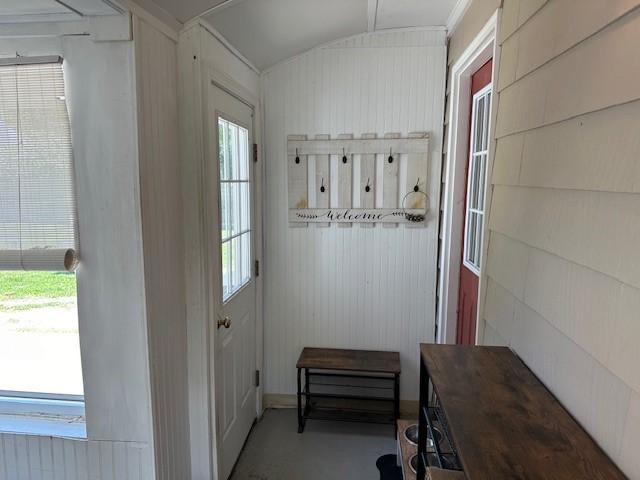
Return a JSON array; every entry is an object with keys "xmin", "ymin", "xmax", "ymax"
[
  {"xmin": 296, "ymin": 347, "xmax": 401, "ymax": 374},
  {"xmin": 420, "ymin": 344, "xmax": 626, "ymax": 480}
]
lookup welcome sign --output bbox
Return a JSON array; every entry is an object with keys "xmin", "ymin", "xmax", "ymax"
[
  {"xmin": 287, "ymin": 133, "xmax": 430, "ymax": 226},
  {"xmin": 289, "ymin": 208, "xmax": 425, "ymax": 224}
]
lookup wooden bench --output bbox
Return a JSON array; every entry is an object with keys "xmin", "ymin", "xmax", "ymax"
[{"xmin": 296, "ymin": 347, "xmax": 401, "ymax": 433}]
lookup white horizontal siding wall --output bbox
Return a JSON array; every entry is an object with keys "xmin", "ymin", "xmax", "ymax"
[
  {"xmin": 481, "ymin": 1, "xmax": 640, "ymax": 477},
  {"xmin": 261, "ymin": 29, "xmax": 447, "ymax": 401},
  {"xmin": 0, "ymin": 435, "xmax": 152, "ymax": 480}
]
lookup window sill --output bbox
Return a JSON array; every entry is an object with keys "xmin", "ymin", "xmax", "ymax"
[{"xmin": 0, "ymin": 396, "xmax": 86, "ymax": 439}]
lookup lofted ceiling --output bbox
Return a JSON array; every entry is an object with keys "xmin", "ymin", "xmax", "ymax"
[
  {"xmin": 143, "ymin": 0, "xmax": 462, "ymax": 70},
  {"xmin": 374, "ymin": 0, "xmax": 459, "ymax": 30},
  {"xmin": 205, "ymin": 0, "xmax": 369, "ymax": 70},
  {"xmin": 3, "ymin": 0, "xmax": 463, "ymax": 69},
  {"xmin": 0, "ymin": 0, "xmax": 121, "ymax": 23}
]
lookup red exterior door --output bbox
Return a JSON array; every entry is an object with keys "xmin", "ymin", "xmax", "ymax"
[{"xmin": 456, "ymin": 59, "xmax": 492, "ymax": 345}]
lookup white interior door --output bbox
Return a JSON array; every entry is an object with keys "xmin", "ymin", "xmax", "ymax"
[{"xmin": 209, "ymin": 83, "xmax": 257, "ymax": 480}]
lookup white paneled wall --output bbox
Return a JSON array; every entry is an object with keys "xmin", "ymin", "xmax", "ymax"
[
  {"xmin": 134, "ymin": 17, "xmax": 190, "ymax": 480},
  {"xmin": 0, "ymin": 16, "xmax": 171, "ymax": 480},
  {"xmin": 178, "ymin": 21, "xmax": 262, "ymax": 479},
  {"xmin": 0, "ymin": 434, "xmax": 152, "ymax": 480},
  {"xmin": 481, "ymin": 1, "xmax": 640, "ymax": 477},
  {"xmin": 262, "ymin": 29, "xmax": 447, "ymax": 401}
]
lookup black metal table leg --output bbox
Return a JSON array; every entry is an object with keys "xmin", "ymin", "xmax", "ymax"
[
  {"xmin": 416, "ymin": 360, "xmax": 428, "ymax": 480},
  {"xmin": 304, "ymin": 368, "xmax": 310, "ymax": 417},
  {"xmin": 394, "ymin": 373, "xmax": 400, "ymax": 435},
  {"xmin": 297, "ymin": 367, "xmax": 305, "ymax": 433}
]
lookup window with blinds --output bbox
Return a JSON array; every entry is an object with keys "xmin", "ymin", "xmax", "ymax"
[{"xmin": 0, "ymin": 58, "xmax": 79, "ymax": 272}]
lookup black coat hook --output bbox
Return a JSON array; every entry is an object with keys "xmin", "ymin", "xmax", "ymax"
[
  {"xmin": 342, "ymin": 147, "xmax": 348, "ymax": 164},
  {"xmin": 320, "ymin": 178, "xmax": 326, "ymax": 193},
  {"xmin": 365, "ymin": 178, "xmax": 371, "ymax": 193},
  {"xmin": 295, "ymin": 148, "xmax": 300, "ymax": 164},
  {"xmin": 414, "ymin": 178, "xmax": 420, "ymax": 192},
  {"xmin": 388, "ymin": 147, "xmax": 393, "ymax": 164}
]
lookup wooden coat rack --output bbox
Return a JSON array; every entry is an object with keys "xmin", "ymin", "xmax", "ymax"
[{"xmin": 287, "ymin": 132, "xmax": 430, "ymax": 227}]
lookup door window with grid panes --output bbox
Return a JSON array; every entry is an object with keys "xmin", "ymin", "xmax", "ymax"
[
  {"xmin": 218, "ymin": 117, "xmax": 252, "ymax": 302},
  {"xmin": 463, "ymin": 85, "xmax": 491, "ymax": 274}
]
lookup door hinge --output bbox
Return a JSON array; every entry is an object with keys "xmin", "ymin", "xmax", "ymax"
[
  {"xmin": 254, "ymin": 259, "xmax": 259, "ymax": 277},
  {"xmin": 253, "ymin": 143, "xmax": 258, "ymax": 163},
  {"xmin": 255, "ymin": 370, "xmax": 260, "ymax": 387}
]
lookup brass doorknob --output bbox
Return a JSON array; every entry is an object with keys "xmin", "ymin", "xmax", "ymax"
[{"xmin": 217, "ymin": 316, "xmax": 231, "ymax": 329}]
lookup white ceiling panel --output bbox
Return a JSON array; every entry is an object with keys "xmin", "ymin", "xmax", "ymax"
[
  {"xmin": 63, "ymin": 0, "xmax": 124, "ymax": 16},
  {"xmin": 0, "ymin": 0, "xmax": 121, "ymax": 23},
  {"xmin": 374, "ymin": 0, "xmax": 458, "ymax": 30},
  {"xmin": 203, "ymin": 0, "xmax": 368, "ymax": 70},
  {"xmin": 0, "ymin": 0, "xmax": 70, "ymax": 16},
  {"xmin": 148, "ymin": 0, "xmax": 228, "ymax": 23}
]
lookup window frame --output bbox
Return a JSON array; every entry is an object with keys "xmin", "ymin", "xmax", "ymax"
[
  {"xmin": 216, "ymin": 113, "xmax": 253, "ymax": 304},
  {"xmin": 0, "ymin": 55, "xmax": 85, "ymax": 433},
  {"xmin": 462, "ymin": 83, "xmax": 492, "ymax": 275}
]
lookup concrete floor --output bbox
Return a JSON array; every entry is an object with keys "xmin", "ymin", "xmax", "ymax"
[{"xmin": 230, "ymin": 408, "xmax": 396, "ymax": 480}]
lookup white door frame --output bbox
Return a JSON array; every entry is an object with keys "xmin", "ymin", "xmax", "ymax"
[
  {"xmin": 190, "ymin": 66, "xmax": 264, "ymax": 479},
  {"xmin": 437, "ymin": 10, "xmax": 501, "ymax": 345},
  {"xmin": 207, "ymin": 71, "xmax": 264, "ymax": 478}
]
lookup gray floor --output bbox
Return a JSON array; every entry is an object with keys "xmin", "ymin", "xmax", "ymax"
[{"xmin": 230, "ymin": 408, "xmax": 396, "ymax": 480}]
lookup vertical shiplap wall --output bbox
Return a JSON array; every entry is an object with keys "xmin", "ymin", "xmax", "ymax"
[
  {"xmin": 134, "ymin": 17, "xmax": 190, "ymax": 480},
  {"xmin": 0, "ymin": 22, "xmax": 157, "ymax": 480},
  {"xmin": 179, "ymin": 22, "xmax": 261, "ymax": 479},
  {"xmin": 0, "ymin": 434, "xmax": 152, "ymax": 480},
  {"xmin": 262, "ymin": 29, "xmax": 447, "ymax": 401},
  {"xmin": 482, "ymin": 1, "xmax": 640, "ymax": 477}
]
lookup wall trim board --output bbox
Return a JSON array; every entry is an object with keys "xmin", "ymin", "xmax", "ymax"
[
  {"xmin": 367, "ymin": 0, "xmax": 378, "ymax": 32},
  {"xmin": 189, "ymin": 17, "xmax": 260, "ymax": 74},
  {"xmin": 437, "ymin": 10, "xmax": 501, "ymax": 345},
  {"xmin": 116, "ymin": 0, "xmax": 180, "ymax": 41},
  {"xmin": 190, "ymin": 0, "xmax": 245, "ymax": 23},
  {"xmin": 446, "ymin": 0, "xmax": 473, "ymax": 36},
  {"xmin": 0, "ymin": 14, "xmax": 131, "ymax": 41}
]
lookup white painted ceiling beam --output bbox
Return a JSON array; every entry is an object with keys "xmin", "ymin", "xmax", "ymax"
[
  {"xmin": 0, "ymin": 0, "xmax": 122, "ymax": 23},
  {"xmin": 0, "ymin": 13, "xmax": 131, "ymax": 41},
  {"xmin": 191, "ymin": 0, "xmax": 244, "ymax": 22},
  {"xmin": 367, "ymin": 0, "xmax": 378, "ymax": 32}
]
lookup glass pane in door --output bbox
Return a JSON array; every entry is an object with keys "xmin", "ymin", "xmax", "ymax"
[
  {"xmin": 463, "ymin": 86, "xmax": 491, "ymax": 273},
  {"xmin": 218, "ymin": 117, "xmax": 251, "ymax": 302}
]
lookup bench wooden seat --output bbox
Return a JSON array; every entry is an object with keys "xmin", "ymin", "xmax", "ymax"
[
  {"xmin": 296, "ymin": 347, "xmax": 401, "ymax": 433},
  {"xmin": 296, "ymin": 347, "xmax": 401, "ymax": 373}
]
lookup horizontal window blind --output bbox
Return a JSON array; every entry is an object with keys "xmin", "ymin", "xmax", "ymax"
[{"xmin": 0, "ymin": 59, "xmax": 79, "ymax": 271}]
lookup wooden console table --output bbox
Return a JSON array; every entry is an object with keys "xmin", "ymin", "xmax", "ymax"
[
  {"xmin": 416, "ymin": 345, "xmax": 626, "ymax": 479},
  {"xmin": 296, "ymin": 347, "xmax": 400, "ymax": 433}
]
